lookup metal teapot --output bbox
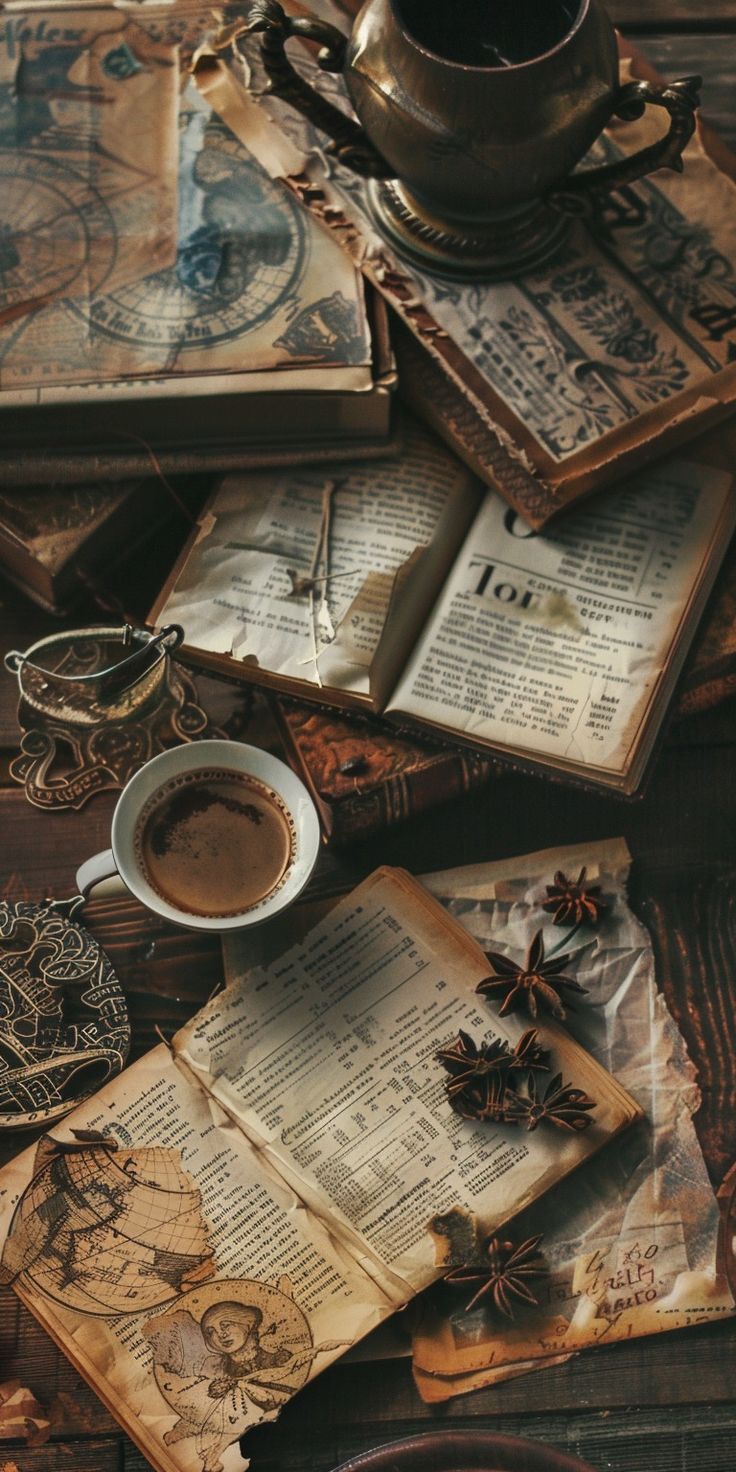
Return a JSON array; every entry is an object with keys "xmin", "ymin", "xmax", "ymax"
[{"xmin": 243, "ymin": 0, "xmax": 701, "ymax": 278}]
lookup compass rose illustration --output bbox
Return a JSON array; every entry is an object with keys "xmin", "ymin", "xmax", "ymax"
[{"xmin": 0, "ymin": 151, "xmax": 116, "ymax": 322}]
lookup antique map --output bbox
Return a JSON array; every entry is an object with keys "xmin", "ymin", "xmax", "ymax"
[{"xmin": 0, "ymin": 3, "xmax": 372, "ymax": 393}]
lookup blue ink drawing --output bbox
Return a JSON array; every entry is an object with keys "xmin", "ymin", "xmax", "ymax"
[{"xmin": 71, "ymin": 103, "xmax": 309, "ymax": 351}]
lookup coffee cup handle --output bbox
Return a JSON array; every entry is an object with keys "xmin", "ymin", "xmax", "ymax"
[
  {"xmin": 236, "ymin": 0, "xmax": 394, "ymax": 178},
  {"xmin": 76, "ymin": 850, "xmax": 129, "ymax": 901},
  {"xmin": 548, "ymin": 75, "xmax": 702, "ymax": 218}
]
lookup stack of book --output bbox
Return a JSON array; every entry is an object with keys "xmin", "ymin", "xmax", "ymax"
[{"xmin": 4, "ymin": 0, "xmax": 736, "ymax": 834}]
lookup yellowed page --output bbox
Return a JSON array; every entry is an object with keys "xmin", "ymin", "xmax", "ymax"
[
  {"xmin": 0, "ymin": 7, "xmax": 371, "ymax": 392},
  {"xmin": 0, "ymin": 1047, "xmax": 394, "ymax": 1472},
  {"xmin": 388, "ymin": 455, "xmax": 734, "ymax": 775},
  {"xmin": 156, "ymin": 418, "xmax": 481, "ymax": 703},
  {"xmin": 178, "ymin": 869, "xmax": 639, "ymax": 1300}
]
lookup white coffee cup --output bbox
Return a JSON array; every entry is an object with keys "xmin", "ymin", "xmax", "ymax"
[{"xmin": 75, "ymin": 740, "xmax": 321, "ymax": 932}]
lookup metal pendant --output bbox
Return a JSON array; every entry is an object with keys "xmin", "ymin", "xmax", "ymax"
[
  {"xmin": 0, "ymin": 897, "xmax": 130, "ymax": 1130},
  {"xmin": 4, "ymin": 625, "xmax": 218, "ymax": 812}
]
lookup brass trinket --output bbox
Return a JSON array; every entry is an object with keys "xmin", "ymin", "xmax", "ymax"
[{"xmin": 4, "ymin": 625, "xmax": 218, "ymax": 812}]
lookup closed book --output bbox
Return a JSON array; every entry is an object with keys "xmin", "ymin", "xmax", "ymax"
[
  {"xmin": 0, "ymin": 479, "xmax": 192, "ymax": 616},
  {"xmin": 0, "ymin": 3, "xmax": 395, "ymax": 485},
  {"xmin": 273, "ymin": 698, "xmax": 495, "ymax": 843}
]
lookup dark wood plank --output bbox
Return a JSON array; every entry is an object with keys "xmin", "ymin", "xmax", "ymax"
[
  {"xmin": 609, "ymin": 1, "xmax": 736, "ymax": 30},
  {"xmin": 634, "ymin": 868, "xmax": 736, "ymax": 1184},
  {"xmin": 0, "ymin": 1439, "xmax": 123, "ymax": 1469},
  {"xmin": 239, "ymin": 1402, "xmax": 736, "ymax": 1472},
  {"xmin": 3, "ymin": 1305, "xmax": 736, "ymax": 1451},
  {"xmin": 624, "ymin": 33, "xmax": 736, "ymax": 148}
]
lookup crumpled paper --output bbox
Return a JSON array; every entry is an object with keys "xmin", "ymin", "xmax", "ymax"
[{"xmin": 411, "ymin": 837, "xmax": 734, "ymax": 1398}]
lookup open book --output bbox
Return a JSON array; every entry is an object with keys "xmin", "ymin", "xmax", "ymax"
[
  {"xmin": 0, "ymin": 868, "xmax": 641, "ymax": 1472},
  {"xmin": 151, "ymin": 416, "xmax": 736, "ymax": 796}
]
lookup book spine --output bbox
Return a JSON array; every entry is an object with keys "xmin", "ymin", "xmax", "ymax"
[{"xmin": 325, "ymin": 751, "xmax": 493, "ymax": 845}]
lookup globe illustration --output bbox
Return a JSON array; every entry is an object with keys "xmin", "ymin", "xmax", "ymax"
[{"xmin": 0, "ymin": 1141, "xmax": 214, "ymax": 1315}]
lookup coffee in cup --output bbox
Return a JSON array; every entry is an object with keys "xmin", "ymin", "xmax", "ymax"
[
  {"xmin": 74, "ymin": 740, "xmax": 320, "ymax": 933},
  {"xmin": 134, "ymin": 767, "xmax": 296, "ymax": 919}
]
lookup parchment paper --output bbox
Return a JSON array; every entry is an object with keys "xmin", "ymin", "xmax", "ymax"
[{"xmin": 411, "ymin": 837, "xmax": 734, "ymax": 1398}]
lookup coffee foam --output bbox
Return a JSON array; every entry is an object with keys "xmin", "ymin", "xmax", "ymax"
[{"xmin": 133, "ymin": 767, "xmax": 297, "ymax": 919}]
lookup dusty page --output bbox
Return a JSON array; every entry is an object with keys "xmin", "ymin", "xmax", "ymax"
[
  {"xmin": 0, "ymin": 1047, "xmax": 394, "ymax": 1472},
  {"xmin": 177, "ymin": 869, "xmax": 639, "ymax": 1300},
  {"xmin": 387, "ymin": 455, "xmax": 733, "ymax": 778},
  {"xmin": 411, "ymin": 839, "xmax": 734, "ymax": 1396},
  {"xmin": 0, "ymin": 6, "xmax": 371, "ymax": 391},
  {"xmin": 156, "ymin": 419, "xmax": 482, "ymax": 705}
]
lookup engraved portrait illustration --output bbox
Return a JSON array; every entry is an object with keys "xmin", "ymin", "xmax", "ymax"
[{"xmin": 144, "ymin": 1276, "xmax": 338, "ymax": 1472}]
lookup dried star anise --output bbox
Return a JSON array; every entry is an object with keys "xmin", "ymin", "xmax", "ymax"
[
  {"xmin": 437, "ymin": 1028, "xmax": 549, "ymax": 1120},
  {"xmin": 519, "ymin": 1071, "xmax": 596, "ymax": 1132},
  {"xmin": 477, "ymin": 930, "xmax": 588, "ymax": 1020},
  {"xmin": 542, "ymin": 867, "xmax": 607, "ymax": 927},
  {"xmin": 445, "ymin": 1232, "xmax": 546, "ymax": 1315}
]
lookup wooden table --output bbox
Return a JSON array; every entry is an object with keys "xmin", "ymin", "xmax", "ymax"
[{"xmin": 2, "ymin": 3, "xmax": 736, "ymax": 1469}]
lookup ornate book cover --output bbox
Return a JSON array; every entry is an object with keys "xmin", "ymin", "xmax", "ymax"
[
  {"xmin": 200, "ymin": 4, "xmax": 736, "ymax": 527},
  {"xmin": 273, "ymin": 697, "xmax": 496, "ymax": 843}
]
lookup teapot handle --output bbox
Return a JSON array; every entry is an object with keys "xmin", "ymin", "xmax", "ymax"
[
  {"xmin": 548, "ymin": 75, "xmax": 702, "ymax": 217},
  {"xmin": 240, "ymin": 0, "xmax": 394, "ymax": 178}
]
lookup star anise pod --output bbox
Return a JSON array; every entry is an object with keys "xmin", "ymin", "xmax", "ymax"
[
  {"xmin": 477, "ymin": 930, "xmax": 588, "ymax": 1020},
  {"xmin": 518, "ymin": 1072, "xmax": 596, "ymax": 1132},
  {"xmin": 437, "ymin": 1028, "xmax": 549, "ymax": 1120},
  {"xmin": 445, "ymin": 1232, "xmax": 546, "ymax": 1315},
  {"xmin": 542, "ymin": 867, "xmax": 607, "ymax": 927}
]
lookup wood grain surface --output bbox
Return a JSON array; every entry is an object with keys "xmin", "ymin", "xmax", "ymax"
[{"xmin": 2, "ymin": 7, "xmax": 736, "ymax": 1472}]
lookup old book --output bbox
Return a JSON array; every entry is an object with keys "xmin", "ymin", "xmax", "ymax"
[
  {"xmin": 151, "ymin": 415, "xmax": 736, "ymax": 797},
  {"xmin": 0, "ymin": 3, "xmax": 395, "ymax": 484},
  {"xmin": 273, "ymin": 698, "xmax": 496, "ymax": 843},
  {"xmin": 0, "ymin": 867, "xmax": 641, "ymax": 1472},
  {"xmin": 273, "ymin": 541, "xmax": 736, "ymax": 844},
  {"xmin": 0, "ymin": 479, "xmax": 201, "ymax": 615},
  {"xmin": 196, "ymin": 11, "xmax": 736, "ymax": 527},
  {"xmin": 677, "ymin": 543, "xmax": 736, "ymax": 718}
]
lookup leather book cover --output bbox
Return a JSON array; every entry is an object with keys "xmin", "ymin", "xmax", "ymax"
[
  {"xmin": 678, "ymin": 539, "xmax": 736, "ymax": 717},
  {"xmin": 273, "ymin": 697, "xmax": 496, "ymax": 843},
  {"xmin": 0, "ymin": 479, "xmax": 198, "ymax": 615}
]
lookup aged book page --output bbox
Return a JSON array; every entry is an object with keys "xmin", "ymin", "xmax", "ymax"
[
  {"xmin": 155, "ymin": 418, "xmax": 482, "ymax": 707},
  {"xmin": 0, "ymin": 6, "xmax": 180, "ymax": 325},
  {"xmin": 176, "ymin": 869, "xmax": 640, "ymax": 1299},
  {"xmin": 0, "ymin": 1047, "xmax": 395, "ymax": 1472},
  {"xmin": 219, "ymin": 841, "xmax": 733, "ymax": 1394},
  {"xmin": 387, "ymin": 452, "xmax": 735, "ymax": 787}
]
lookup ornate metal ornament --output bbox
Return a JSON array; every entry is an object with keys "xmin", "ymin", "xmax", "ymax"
[
  {"xmin": 0, "ymin": 898, "xmax": 130, "ymax": 1129},
  {"xmin": 4, "ymin": 624, "xmax": 216, "ymax": 812}
]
